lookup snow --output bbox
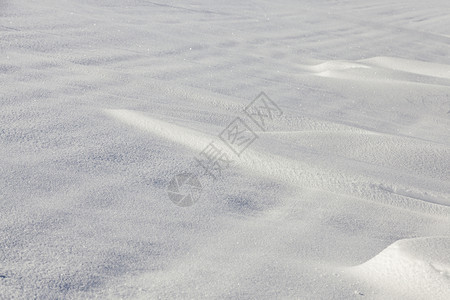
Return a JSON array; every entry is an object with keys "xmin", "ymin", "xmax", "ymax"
[
  {"xmin": 348, "ymin": 237, "xmax": 450, "ymax": 299},
  {"xmin": 1, "ymin": 0, "xmax": 449, "ymax": 299}
]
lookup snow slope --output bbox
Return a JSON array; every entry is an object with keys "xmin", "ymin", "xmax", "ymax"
[
  {"xmin": 1, "ymin": 0, "xmax": 449, "ymax": 299},
  {"xmin": 348, "ymin": 237, "xmax": 450, "ymax": 299}
]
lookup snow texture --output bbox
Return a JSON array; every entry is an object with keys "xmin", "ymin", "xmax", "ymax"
[{"xmin": 1, "ymin": 0, "xmax": 450, "ymax": 299}]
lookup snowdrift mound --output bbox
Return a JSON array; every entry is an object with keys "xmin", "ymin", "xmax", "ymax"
[{"xmin": 348, "ymin": 237, "xmax": 450, "ymax": 299}]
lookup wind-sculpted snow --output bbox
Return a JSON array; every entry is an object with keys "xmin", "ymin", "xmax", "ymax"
[
  {"xmin": 347, "ymin": 237, "xmax": 450, "ymax": 299},
  {"xmin": 1, "ymin": 0, "xmax": 449, "ymax": 299}
]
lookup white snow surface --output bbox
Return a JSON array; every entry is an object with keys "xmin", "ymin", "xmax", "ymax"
[{"xmin": 1, "ymin": 0, "xmax": 450, "ymax": 299}]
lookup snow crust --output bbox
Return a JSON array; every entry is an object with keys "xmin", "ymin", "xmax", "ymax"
[{"xmin": 1, "ymin": 0, "xmax": 449, "ymax": 299}]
